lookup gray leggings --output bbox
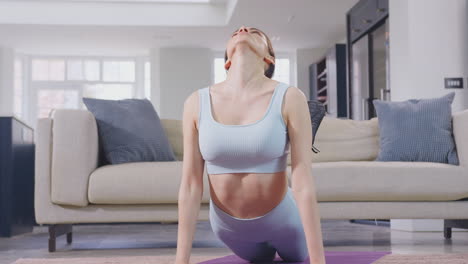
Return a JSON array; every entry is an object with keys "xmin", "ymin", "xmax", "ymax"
[{"xmin": 209, "ymin": 186, "xmax": 309, "ymax": 263}]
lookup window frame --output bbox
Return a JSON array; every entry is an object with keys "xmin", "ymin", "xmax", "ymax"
[{"xmin": 27, "ymin": 54, "xmax": 150, "ymax": 130}]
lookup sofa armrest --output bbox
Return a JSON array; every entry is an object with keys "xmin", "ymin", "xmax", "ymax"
[
  {"xmin": 453, "ymin": 109, "xmax": 468, "ymax": 167},
  {"xmin": 50, "ymin": 109, "xmax": 99, "ymax": 207},
  {"xmin": 34, "ymin": 118, "xmax": 53, "ymax": 224}
]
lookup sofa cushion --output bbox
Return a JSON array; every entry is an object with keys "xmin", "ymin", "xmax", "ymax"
[
  {"xmin": 83, "ymin": 97, "xmax": 177, "ymax": 165},
  {"xmin": 288, "ymin": 116, "xmax": 379, "ymax": 164},
  {"xmin": 163, "ymin": 115, "xmax": 379, "ymax": 164},
  {"xmin": 373, "ymin": 92, "xmax": 459, "ymax": 165},
  {"xmin": 160, "ymin": 119, "xmax": 183, "ymax": 161},
  {"xmin": 89, "ymin": 159, "xmax": 466, "ymax": 204},
  {"xmin": 312, "ymin": 161, "xmax": 467, "ymax": 201},
  {"xmin": 88, "ymin": 161, "xmax": 211, "ymax": 204}
]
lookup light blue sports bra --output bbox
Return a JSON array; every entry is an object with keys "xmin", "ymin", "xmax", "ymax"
[{"xmin": 198, "ymin": 81, "xmax": 290, "ymax": 174}]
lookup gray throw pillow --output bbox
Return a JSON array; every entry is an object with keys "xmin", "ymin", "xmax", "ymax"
[
  {"xmin": 83, "ymin": 97, "xmax": 177, "ymax": 165},
  {"xmin": 372, "ymin": 92, "xmax": 459, "ymax": 165}
]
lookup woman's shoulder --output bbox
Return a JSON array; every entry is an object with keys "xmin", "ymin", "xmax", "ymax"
[
  {"xmin": 185, "ymin": 85, "xmax": 209, "ymax": 115},
  {"xmin": 283, "ymin": 84, "xmax": 305, "ymax": 99},
  {"xmin": 281, "ymin": 85, "xmax": 309, "ymax": 122},
  {"xmin": 187, "ymin": 86, "xmax": 206, "ymax": 102}
]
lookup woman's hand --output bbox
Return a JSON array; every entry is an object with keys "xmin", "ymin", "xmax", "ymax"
[
  {"xmin": 308, "ymin": 255, "xmax": 327, "ymax": 264},
  {"xmin": 310, "ymin": 260, "xmax": 326, "ymax": 264}
]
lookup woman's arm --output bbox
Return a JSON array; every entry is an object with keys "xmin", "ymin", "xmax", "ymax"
[
  {"xmin": 175, "ymin": 91, "xmax": 206, "ymax": 264},
  {"xmin": 285, "ymin": 87, "xmax": 326, "ymax": 264}
]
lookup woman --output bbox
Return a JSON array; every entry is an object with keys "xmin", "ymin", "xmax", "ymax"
[{"xmin": 175, "ymin": 26, "xmax": 326, "ymax": 264}]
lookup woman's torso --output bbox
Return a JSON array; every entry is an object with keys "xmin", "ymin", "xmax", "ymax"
[{"xmin": 197, "ymin": 80, "xmax": 291, "ymax": 219}]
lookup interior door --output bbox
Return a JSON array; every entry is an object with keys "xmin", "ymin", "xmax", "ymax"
[
  {"xmin": 369, "ymin": 20, "xmax": 390, "ymax": 118},
  {"xmin": 351, "ymin": 34, "xmax": 369, "ymax": 120},
  {"xmin": 347, "ymin": 0, "xmax": 390, "ymax": 120}
]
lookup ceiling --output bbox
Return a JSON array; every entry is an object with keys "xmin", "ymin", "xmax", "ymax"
[{"xmin": 0, "ymin": 0, "xmax": 359, "ymax": 55}]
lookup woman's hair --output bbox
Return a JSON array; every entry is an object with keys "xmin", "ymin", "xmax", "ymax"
[{"xmin": 224, "ymin": 27, "xmax": 276, "ymax": 79}]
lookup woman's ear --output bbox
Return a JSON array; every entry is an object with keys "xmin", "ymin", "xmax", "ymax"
[
  {"xmin": 263, "ymin": 56, "xmax": 275, "ymax": 73},
  {"xmin": 224, "ymin": 59, "xmax": 231, "ymax": 70},
  {"xmin": 264, "ymin": 55, "xmax": 275, "ymax": 65}
]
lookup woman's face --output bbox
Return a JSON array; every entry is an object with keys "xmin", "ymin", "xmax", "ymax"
[{"xmin": 225, "ymin": 26, "xmax": 270, "ymax": 64}]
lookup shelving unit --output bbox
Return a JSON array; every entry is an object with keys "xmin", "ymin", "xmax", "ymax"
[
  {"xmin": 309, "ymin": 43, "xmax": 347, "ymax": 117},
  {"xmin": 315, "ymin": 57, "xmax": 328, "ymax": 109}
]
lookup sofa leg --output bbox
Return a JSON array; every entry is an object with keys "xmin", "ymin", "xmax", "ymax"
[
  {"xmin": 67, "ymin": 232, "xmax": 73, "ymax": 244},
  {"xmin": 444, "ymin": 220, "xmax": 452, "ymax": 239},
  {"xmin": 444, "ymin": 227, "xmax": 452, "ymax": 239},
  {"xmin": 48, "ymin": 224, "xmax": 73, "ymax": 252},
  {"xmin": 442, "ymin": 219, "xmax": 468, "ymax": 239}
]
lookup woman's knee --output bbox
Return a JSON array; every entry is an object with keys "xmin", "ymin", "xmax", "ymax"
[
  {"xmin": 281, "ymin": 249, "xmax": 309, "ymax": 262},
  {"xmin": 225, "ymin": 240, "xmax": 277, "ymax": 263},
  {"xmin": 274, "ymin": 243, "xmax": 308, "ymax": 262},
  {"xmin": 270, "ymin": 229, "xmax": 309, "ymax": 262}
]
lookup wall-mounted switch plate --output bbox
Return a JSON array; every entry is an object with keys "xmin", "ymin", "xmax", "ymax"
[{"xmin": 445, "ymin": 78, "xmax": 463, "ymax": 89}]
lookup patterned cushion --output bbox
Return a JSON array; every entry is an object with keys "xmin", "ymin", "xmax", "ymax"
[
  {"xmin": 307, "ymin": 100, "xmax": 326, "ymax": 153},
  {"xmin": 83, "ymin": 97, "xmax": 177, "ymax": 165},
  {"xmin": 372, "ymin": 92, "xmax": 459, "ymax": 165}
]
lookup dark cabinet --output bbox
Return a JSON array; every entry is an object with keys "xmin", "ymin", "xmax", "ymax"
[{"xmin": 0, "ymin": 116, "xmax": 36, "ymax": 237}]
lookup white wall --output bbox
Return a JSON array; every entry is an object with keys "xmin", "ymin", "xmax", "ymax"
[
  {"xmin": 390, "ymin": 0, "xmax": 468, "ymax": 232},
  {"xmin": 157, "ymin": 47, "xmax": 212, "ymax": 120},
  {"xmin": 390, "ymin": 0, "xmax": 468, "ymax": 112},
  {"xmin": 0, "ymin": 46, "xmax": 15, "ymax": 117},
  {"xmin": 296, "ymin": 47, "xmax": 329, "ymax": 99}
]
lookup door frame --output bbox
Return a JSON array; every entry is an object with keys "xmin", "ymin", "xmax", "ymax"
[{"xmin": 346, "ymin": 0, "xmax": 389, "ymax": 119}]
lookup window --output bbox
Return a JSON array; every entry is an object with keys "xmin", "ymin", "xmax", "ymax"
[
  {"xmin": 214, "ymin": 58, "xmax": 227, "ymax": 84},
  {"xmin": 213, "ymin": 56, "xmax": 290, "ymax": 84},
  {"xmin": 37, "ymin": 89, "xmax": 79, "ymax": 118},
  {"xmin": 30, "ymin": 56, "xmax": 149, "ymax": 126},
  {"xmin": 272, "ymin": 58, "xmax": 290, "ymax": 84},
  {"xmin": 67, "ymin": 59, "xmax": 100, "ymax": 81},
  {"xmin": 81, "ymin": 83, "xmax": 133, "ymax": 108},
  {"xmin": 32, "ymin": 59, "xmax": 65, "ymax": 81},
  {"xmin": 103, "ymin": 60, "xmax": 135, "ymax": 82}
]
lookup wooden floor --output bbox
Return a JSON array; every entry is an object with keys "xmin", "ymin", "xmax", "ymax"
[{"xmin": 1, "ymin": 220, "xmax": 468, "ymax": 264}]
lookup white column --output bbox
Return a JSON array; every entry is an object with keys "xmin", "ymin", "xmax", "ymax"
[
  {"xmin": 0, "ymin": 46, "xmax": 15, "ymax": 117},
  {"xmin": 149, "ymin": 47, "xmax": 161, "ymax": 115},
  {"xmin": 390, "ymin": 0, "xmax": 468, "ymax": 112},
  {"xmin": 158, "ymin": 47, "xmax": 212, "ymax": 120}
]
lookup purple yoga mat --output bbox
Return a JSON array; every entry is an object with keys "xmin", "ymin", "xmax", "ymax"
[{"xmin": 197, "ymin": 251, "xmax": 392, "ymax": 264}]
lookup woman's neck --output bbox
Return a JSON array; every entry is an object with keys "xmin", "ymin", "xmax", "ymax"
[{"xmin": 224, "ymin": 46, "xmax": 268, "ymax": 92}]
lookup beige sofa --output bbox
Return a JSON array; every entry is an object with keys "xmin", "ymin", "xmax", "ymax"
[{"xmin": 35, "ymin": 108, "xmax": 468, "ymax": 252}]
